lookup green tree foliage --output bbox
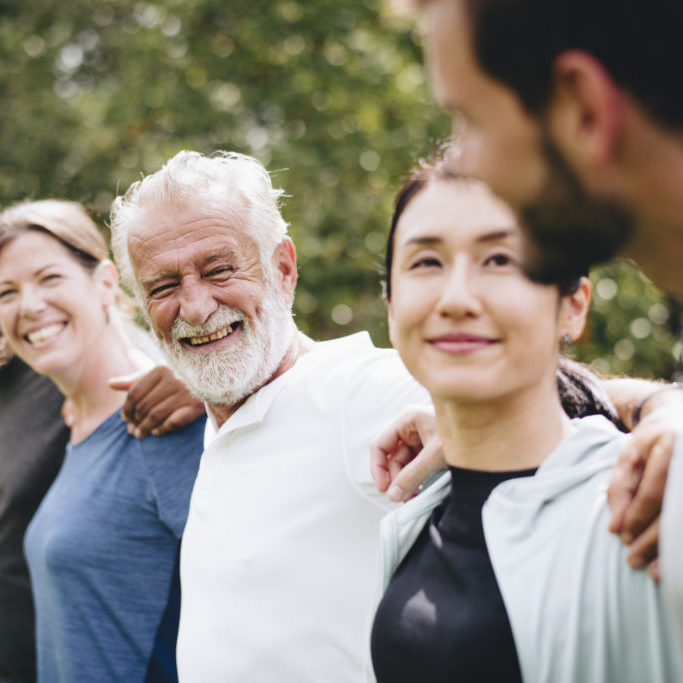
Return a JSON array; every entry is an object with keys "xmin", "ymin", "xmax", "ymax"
[{"xmin": 0, "ymin": 0, "xmax": 679, "ymax": 378}]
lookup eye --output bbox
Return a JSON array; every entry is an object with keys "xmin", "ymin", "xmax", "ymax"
[
  {"xmin": 409, "ymin": 256, "xmax": 442, "ymax": 270},
  {"xmin": 148, "ymin": 282, "xmax": 177, "ymax": 298},
  {"xmin": 206, "ymin": 265, "xmax": 235, "ymax": 279},
  {"xmin": 483, "ymin": 252, "xmax": 516, "ymax": 268},
  {"xmin": 41, "ymin": 272, "xmax": 62, "ymax": 284},
  {"xmin": 0, "ymin": 288, "xmax": 17, "ymax": 302}
]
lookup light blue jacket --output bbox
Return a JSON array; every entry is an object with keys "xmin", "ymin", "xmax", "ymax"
[{"xmin": 379, "ymin": 416, "xmax": 683, "ymax": 683}]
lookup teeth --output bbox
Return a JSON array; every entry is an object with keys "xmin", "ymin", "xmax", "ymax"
[
  {"xmin": 188, "ymin": 323, "xmax": 238, "ymax": 346},
  {"xmin": 27, "ymin": 324, "xmax": 64, "ymax": 345}
]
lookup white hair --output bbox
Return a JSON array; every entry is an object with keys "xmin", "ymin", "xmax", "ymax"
[{"xmin": 109, "ymin": 150, "xmax": 289, "ymax": 295}]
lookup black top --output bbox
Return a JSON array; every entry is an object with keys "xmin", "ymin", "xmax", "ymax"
[
  {"xmin": 0, "ymin": 357, "xmax": 69, "ymax": 683},
  {"xmin": 371, "ymin": 465, "xmax": 536, "ymax": 683}
]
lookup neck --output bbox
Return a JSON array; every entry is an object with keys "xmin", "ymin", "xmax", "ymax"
[
  {"xmin": 208, "ymin": 330, "xmax": 315, "ymax": 427},
  {"xmin": 53, "ymin": 323, "xmax": 152, "ymax": 443},
  {"xmin": 433, "ymin": 378, "xmax": 573, "ymax": 472}
]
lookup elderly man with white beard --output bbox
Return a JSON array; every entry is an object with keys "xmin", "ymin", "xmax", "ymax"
[{"xmin": 109, "ymin": 150, "xmax": 430, "ymax": 682}]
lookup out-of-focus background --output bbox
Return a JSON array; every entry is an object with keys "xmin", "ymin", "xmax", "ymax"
[{"xmin": 1, "ymin": 0, "xmax": 680, "ymax": 378}]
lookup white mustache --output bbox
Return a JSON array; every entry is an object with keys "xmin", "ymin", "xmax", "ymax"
[{"xmin": 170, "ymin": 305, "xmax": 247, "ymax": 342}]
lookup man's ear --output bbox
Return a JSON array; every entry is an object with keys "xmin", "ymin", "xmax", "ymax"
[
  {"xmin": 547, "ymin": 50, "xmax": 625, "ymax": 168},
  {"xmin": 271, "ymin": 237, "xmax": 298, "ymax": 305},
  {"xmin": 558, "ymin": 276, "xmax": 592, "ymax": 343}
]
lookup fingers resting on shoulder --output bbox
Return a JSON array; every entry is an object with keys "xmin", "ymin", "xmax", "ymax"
[
  {"xmin": 607, "ymin": 392, "xmax": 683, "ymax": 576},
  {"xmin": 109, "ymin": 365, "xmax": 206, "ymax": 439},
  {"xmin": 371, "ymin": 405, "xmax": 445, "ymax": 502}
]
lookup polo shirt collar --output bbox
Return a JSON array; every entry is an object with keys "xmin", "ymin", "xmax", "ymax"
[{"xmin": 203, "ymin": 332, "xmax": 374, "ymax": 447}]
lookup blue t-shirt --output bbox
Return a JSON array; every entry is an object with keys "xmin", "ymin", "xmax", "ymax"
[{"xmin": 24, "ymin": 410, "xmax": 205, "ymax": 683}]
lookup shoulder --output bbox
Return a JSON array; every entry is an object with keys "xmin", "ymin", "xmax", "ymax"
[
  {"xmin": 304, "ymin": 332, "xmax": 417, "ymax": 393},
  {"xmin": 131, "ymin": 415, "xmax": 206, "ymax": 472},
  {"xmin": 135, "ymin": 415, "xmax": 206, "ymax": 460},
  {"xmin": 79, "ymin": 411, "xmax": 131, "ymax": 450},
  {"xmin": 133, "ymin": 417, "xmax": 205, "ymax": 511},
  {"xmin": 483, "ymin": 416, "xmax": 627, "ymax": 553},
  {"xmin": 542, "ymin": 414, "xmax": 627, "ymax": 476}
]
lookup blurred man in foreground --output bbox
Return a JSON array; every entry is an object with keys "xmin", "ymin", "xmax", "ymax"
[{"xmin": 397, "ymin": 0, "xmax": 683, "ymax": 646}]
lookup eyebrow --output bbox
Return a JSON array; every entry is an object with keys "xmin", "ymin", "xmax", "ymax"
[
  {"xmin": 475, "ymin": 229, "xmax": 516, "ymax": 244},
  {"xmin": 139, "ymin": 264, "xmax": 184, "ymax": 291},
  {"xmin": 0, "ymin": 264, "xmax": 60, "ymax": 287},
  {"xmin": 403, "ymin": 229, "xmax": 516, "ymax": 248},
  {"xmin": 203, "ymin": 248, "xmax": 238, "ymax": 266},
  {"xmin": 35, "ymin": 264, "xmax": 62, "ymax": 274},
  {"xmin": 404, "ymin": 236, "xmax": 442, "ymax": 247}
]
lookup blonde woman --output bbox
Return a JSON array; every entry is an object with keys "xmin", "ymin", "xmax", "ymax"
[{"xmin": 0, "ymin": 200, "xmax": 205, "ymax": 682}]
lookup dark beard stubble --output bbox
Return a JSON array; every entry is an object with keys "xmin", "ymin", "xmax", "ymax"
[{"xmin": 520, "ymin": 136, "xmax": 635, "ymax": 284}]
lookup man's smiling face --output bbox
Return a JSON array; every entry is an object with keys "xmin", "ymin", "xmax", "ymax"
[{"xmin": 128, "ymin": 199, "xmax": 294, "ymax": 406}]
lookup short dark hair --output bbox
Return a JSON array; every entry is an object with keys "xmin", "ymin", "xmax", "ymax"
[
  {"xmin": 463, "ymin": 0, "xmax": 683, "ymax": 130},
  {"xmin": 556, "ymin": 356, "xmax": 625, "ymax": 430}
]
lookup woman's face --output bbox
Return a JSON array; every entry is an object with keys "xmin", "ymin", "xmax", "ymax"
[
  {"xmin": 0, "ymin": 230, "xmax": 111, "ymax": 379},
  {"xmin": 388, "ymin": 179, "xmax": 584, "ymax": 405}
]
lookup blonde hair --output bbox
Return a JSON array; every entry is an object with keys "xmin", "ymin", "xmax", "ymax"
[{"xmin": 0, "ymin": 199, "xmax": 135, "ymax": 315}]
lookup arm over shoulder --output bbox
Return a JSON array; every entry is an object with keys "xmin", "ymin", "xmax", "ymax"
[{"xmin": 337, "ymin": 349, "xmax": 431, "ymax": 505}]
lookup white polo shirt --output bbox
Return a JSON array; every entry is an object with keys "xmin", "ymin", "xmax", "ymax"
[{"xmin": 177, "ymin": 333, "xmax": 430, "ymax": 682}]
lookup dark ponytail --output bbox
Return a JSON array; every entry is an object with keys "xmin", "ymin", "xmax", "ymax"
[{"xmin": 557, "ymin": 357, "xmax": 625, "ymax": 430}]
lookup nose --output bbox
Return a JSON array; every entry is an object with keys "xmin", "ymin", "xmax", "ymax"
[
  {"xmin": 177, "ymin": 278, "xmax": 218, "ymax": 327},
  {"xmin": 436, "ymin": 256, "xmax": 483, "ymax": 319},
  {"xmin": 18, "ymin": 284, "xmax": 48, "ymax": 319}
]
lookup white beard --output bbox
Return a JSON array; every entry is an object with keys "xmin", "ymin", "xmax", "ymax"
[{"xmin": 156, "ymin": 285, "xmax": 296, "ymax": 406}]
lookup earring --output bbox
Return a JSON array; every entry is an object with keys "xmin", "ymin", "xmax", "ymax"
[{"xmin": 560, "ymin": 333, "xmax": 572, "ymax": 347}]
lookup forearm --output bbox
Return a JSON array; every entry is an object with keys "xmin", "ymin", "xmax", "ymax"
[{"xmin": 601, "ymin": 377, "xmax": 670, "ymax": 431}]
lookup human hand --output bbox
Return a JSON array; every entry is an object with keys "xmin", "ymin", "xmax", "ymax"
[
  {"xmin": 608, "ymin": 395, "xmax": 683, "ymax": 579},
  {"xmin": 371, "ymin": 405, "xmax": 444, "ymax": 502},
  {"xmin": 109, "ymin": 365, "xmax": 206, "ymax": 439}
]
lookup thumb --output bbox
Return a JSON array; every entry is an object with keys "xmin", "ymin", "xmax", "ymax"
[
  {"xmin": 108, "ymin": 369, "xmax": 146, "ymax": 391},
  {"xmin": 387, "ymin": 439, "xmax": 443, "ymax": 502}
]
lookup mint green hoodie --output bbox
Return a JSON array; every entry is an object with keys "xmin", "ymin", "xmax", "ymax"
[{"xmin": 379, "ymin": 416, "xmax": 682, "ymax": 683}]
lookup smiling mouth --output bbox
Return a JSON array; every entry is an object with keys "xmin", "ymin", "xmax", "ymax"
[
  {"xmin": 430, "ymin": 333, "xmax": 497, "ymax": 343},
  {"xmin": 182, "ymin": 321, "xmax": 242, "ymax": 347},
  {"xmin": 428, "ymin": 334, "xmax": 500, "ymax": 354},
  {"xmin": 25, "ymin": 323, "xmax": 66, "ymax": 345}
]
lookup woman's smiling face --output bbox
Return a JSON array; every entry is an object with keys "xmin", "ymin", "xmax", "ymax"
[
  {"xmin": 0, "ymin": 229, "xmax": 111, "ymax": 380},
  {"xmin": 388, "ymin": 178, "xmax": 576, "ymax": 405}
]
